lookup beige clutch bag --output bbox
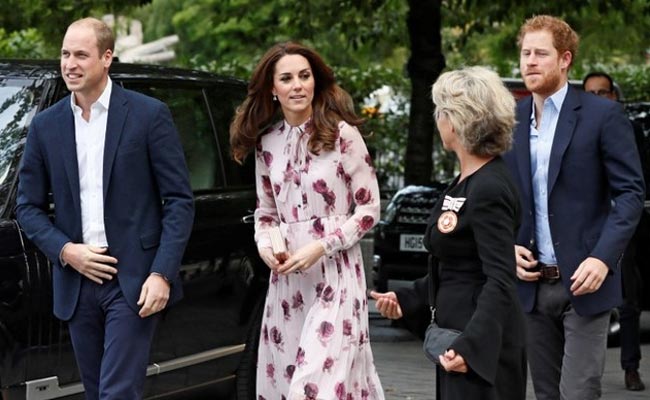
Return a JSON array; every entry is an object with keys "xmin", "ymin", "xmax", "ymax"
[{"xmin": 269, "ymin": 226, "xmax": 288, "ymax": 262}]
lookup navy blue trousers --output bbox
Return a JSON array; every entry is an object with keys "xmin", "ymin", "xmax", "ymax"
[{"xmin": 67, "ymin": 277, "xmax": 160, "ymax": 400}]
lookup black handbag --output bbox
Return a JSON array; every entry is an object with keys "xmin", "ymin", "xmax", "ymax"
[{"xmin": 422, "ymin": 255, "xmax": 461, "ymax": 365}]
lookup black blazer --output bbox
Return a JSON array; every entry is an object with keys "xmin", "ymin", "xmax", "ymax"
[{"xmin": 397, "ymin": 159, "xmax": 526, "ymax": 398}]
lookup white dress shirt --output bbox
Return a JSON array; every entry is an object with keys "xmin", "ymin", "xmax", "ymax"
[{"xmin": 70, "ymin": 78, "xmax": 112, "ymax": 247}]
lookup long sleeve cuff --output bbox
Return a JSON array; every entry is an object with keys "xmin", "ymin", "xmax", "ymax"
[
  {"xmin": 59, "ymin": 242, "xmax": 72, "ymax": 267},
  {"xmin": 256, "ymin": 231, "xmax": 273, "ymax": 252}
]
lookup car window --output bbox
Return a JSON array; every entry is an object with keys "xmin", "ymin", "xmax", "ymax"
[
  {"xmin": 122, "ymin": 82, "xmax": 224, "ymax": 190},
  {"xmin": 205, "ymin": 84, "xmax": 254, "ymax": 187},
  {"xmin": 0, "ymin": 79, "xmax": 40, "ymax": 214}
]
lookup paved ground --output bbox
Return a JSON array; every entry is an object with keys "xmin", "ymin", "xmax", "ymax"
[{"xmin": 368, "ymin": 306, "xmax": 650, "ymax": 399}]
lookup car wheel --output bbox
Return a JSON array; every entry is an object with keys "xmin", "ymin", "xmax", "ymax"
[
  {"xmin": 235, "ymin": 295, "xmax": 264, "ymax": 400},
  {"xmin": 607, "ymin": 308, "xmax": 621, "ymax": 347}
]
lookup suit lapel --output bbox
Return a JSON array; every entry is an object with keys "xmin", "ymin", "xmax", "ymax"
[
  {"xmin": 547, "ymin": 86, "xmax": 579, "ymax": 194},
  {"xmin": 514, "ymin": 98, "xmax": 534, "ymax": 204},
  {"xmin": 58, "ymin": 101, "xmax": 81, "ymax": 213},
  {"xmin": 103, "ymin": 84, "xmax": 128, "ymax": 200}
]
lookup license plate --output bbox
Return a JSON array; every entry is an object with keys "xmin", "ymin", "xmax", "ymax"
[{"xmin": 399, "ymin": 234, "xmax": 426, "ymax": 252}]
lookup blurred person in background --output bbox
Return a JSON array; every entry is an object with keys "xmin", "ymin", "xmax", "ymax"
[{"xmin": 583, "ymin": 71, "xmax": 647, "ymax": 392}]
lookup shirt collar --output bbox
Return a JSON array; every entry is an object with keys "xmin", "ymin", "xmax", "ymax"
[
  {"xmin": 530, "ymin": 82, "xmax": 569, "ymax": 122},
  {"xmin": 282, "ymin": 116, "xmax": 312, "ymax": 135},
  {"xmin": 69, "ymin": 77, "xmax": 113, "ymax": 113}
]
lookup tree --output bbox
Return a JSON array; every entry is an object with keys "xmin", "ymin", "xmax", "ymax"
[
  {"xmin": 404, "ymin": 0, "xmax": 650, "ymax": 183},
  {"xmin": 404, "ymin": 0, "xmax": 445, "ymax": 185},
  {"xmin": 442, "ymin": 0, "xmax": 650, "ymax": 76},
  {"xmin": 0, "ymin": 28, "xmax": 48, "ymax": 59},
  {"xmin": 135, "ymin": 0, "xmax": 409, "ymax": 71},
  {"xmin": 7, "ymin": 0, "xmax": 646, "ymax": 187},
  {"xmin": 134, "ymin": 0, "xmax": 650, "ymax": 187},
  {"xmin": 0, "ymin": 0, "xmax": 149, "ymax": 57}
]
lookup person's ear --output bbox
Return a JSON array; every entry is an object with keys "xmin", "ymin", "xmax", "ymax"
[
  {"xmin": 559, "ymin": 50, "xmax": 572, "ymax": 70},
  {"xmin": 103, "ymin": 49, "xmax": 113, "ymax": 69}
]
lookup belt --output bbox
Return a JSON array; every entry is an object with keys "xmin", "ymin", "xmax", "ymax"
[{"xmin": 538, "ymin": 263, "xmax": 560, "ymax": 281}]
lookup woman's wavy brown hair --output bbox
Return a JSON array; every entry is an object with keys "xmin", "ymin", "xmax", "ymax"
[{"xmin": 230, "ymin": 41, "xmax": 363, "ymax": 163}]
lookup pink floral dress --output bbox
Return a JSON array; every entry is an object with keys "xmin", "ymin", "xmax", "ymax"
[{"xmin": 254, "ymin": 119, "xmax": 385, "ymax": 400}]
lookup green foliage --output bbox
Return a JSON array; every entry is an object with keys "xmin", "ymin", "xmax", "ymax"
[
  {"xmin": 441, "ymin": 0, "xmax": 650, "ymax": 86},
  {"xmin": 336, "ymin": 65, "xmax": 409, "ymax": 105},
  {"xmin": 587, "ymin": 64, "xmax": 650, "ymax": 102},
  {"xmin": 0, "ymin": 0, "xmax": 148, "ymax": 58},
  {"xmin": 134, "ymin": 0, "xmax": 412, "ymax": 188},
  {"xmin": 136, "ymin": 0, "xmax": 409, "ymax": 71},
  {"xmin": 204, "ymin": 61, "xmax": 412, "ymax": 188},
  {"xmin": 361, "ymin": 103, "xmax": 410, "ymax": 188},
  {"xmin": 614, "ymin": 65, "xmax": 650, "ymax": 103},
  {"xmin": 336, "ymin": 65, "xmax": 410, "ymax": 187},
  {"xmin": 0, "ymin": 28, "xmax": 48, "ymax": 59},
  {"xmin": 4, "ymin": 0, "xmax": 648, "ymax": 185}
]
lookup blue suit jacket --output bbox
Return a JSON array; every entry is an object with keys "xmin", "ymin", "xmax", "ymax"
[
  {"xmin": 503, "ymin": 86, "xmax": 645, "ymax": 316},
  {"xmin": 16, "ymin": 83, "xmax": 195, "ymax": 321}
]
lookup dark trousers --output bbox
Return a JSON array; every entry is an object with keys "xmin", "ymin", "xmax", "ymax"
[
  {"xmin": 526, "ymin": 280, "xmax": 610, "ymax": 400},
  {"xmin": 67, "ymin": 277, "xmax": 160, "ymax": 400},
  {"xmin": 619, "ymin": 301, "xmax": 642, "ymax": 370},
  {"xmin": 620, "ymin": 239, "xmax": 643, "ymax": 371}
]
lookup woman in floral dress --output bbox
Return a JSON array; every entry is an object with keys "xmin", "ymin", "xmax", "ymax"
[{"xmin": 230, "ymin": 42, "xmax": 385, "ymax": 400}]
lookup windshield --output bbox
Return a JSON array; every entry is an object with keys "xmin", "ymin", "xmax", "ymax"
[{"xmin": 0, "ymin": 79, "xmax": 39, "ymax": 215}]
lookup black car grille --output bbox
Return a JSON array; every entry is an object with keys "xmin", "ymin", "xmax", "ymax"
[
  {"xmin": 395, "ymin": 196, "xmax": 436, "ymax": 225},
  {"xmin": 396, "ymin": 205, "xmax": 433, "ymax": 224}
]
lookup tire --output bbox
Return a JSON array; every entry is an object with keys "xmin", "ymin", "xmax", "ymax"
[
  {"xmin": 607, "ymin": 308, "xmax": 621, "ymax": 347},
  {"xmin": 235, "ymin": 295, "xmax": 264, "ymax": 400}
]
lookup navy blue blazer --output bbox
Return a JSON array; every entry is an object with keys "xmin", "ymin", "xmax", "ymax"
[
  {"xmin": 16, "ymin": 83, "xmax": 195, "ymax": 321},
  {"xmin": 503, "ymin": 86, "xmax": 645, "ymax": 316}
]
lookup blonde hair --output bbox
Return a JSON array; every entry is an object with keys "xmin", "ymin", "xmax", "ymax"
[{"xmin": 432, "ymin": 66, "xmax": 515, "ymax": 156}]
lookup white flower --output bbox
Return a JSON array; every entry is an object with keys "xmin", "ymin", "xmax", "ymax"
[{"xmin": 363, "ymin": 85, "xmax": 408, "ymax": 115}]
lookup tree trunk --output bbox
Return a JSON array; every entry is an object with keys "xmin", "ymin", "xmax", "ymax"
[{"xmin": 404, "ymin": 0, "xmax": 445, "ymax": 185}]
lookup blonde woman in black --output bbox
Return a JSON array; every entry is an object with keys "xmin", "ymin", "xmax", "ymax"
[{"xmin": 371, "ymin": 66, "xmax": 527, "ymax": 399}]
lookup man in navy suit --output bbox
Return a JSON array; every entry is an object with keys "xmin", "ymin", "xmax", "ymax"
[
  {"xmin": 503, "ymin": 15, "xmax": 645, "ymax": 399},
  {"xmin": 16, "ymin": 18, "xmax": 194, "ymax": 399}
]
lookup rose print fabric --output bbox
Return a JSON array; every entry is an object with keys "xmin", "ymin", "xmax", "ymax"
[{"xmin": 254, "ymin": 119, "xmax": 385, "ymax": 400}]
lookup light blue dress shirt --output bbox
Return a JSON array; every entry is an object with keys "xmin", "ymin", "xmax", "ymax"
[{"xmin": 529, "ymin": 83, "xmax": 568, "ymax": 265}]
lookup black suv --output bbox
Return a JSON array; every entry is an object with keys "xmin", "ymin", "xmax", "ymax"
[
  {"xmin": 0, "ymin": 60, "xmax": 267, "ymax": 399},
  {"xmin": 372, "ymin": 183, "xmax": 446, "ymax": 292}
]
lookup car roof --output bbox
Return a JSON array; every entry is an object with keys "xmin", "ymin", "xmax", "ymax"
[
  {"xmin": 0, "ymin": 59, "xmax": 246, "ymax": 86},
  {"xmin": 502, "ymin": 77, "xmax": 583, "ymax": 100}
]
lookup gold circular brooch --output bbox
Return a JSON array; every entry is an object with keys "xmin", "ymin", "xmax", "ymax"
[{"xmin": 437, "ymin": 211, "xmax": 458, "ymax": 233}]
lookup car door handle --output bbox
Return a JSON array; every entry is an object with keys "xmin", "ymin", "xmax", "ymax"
[{"xmin": 242, "ymin": 214, "xmax": 255, "ymax": 224}]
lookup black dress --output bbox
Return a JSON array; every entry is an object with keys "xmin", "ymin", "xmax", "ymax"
[{"xmin": 396, "ymin": 157, "xmax": 527, "ymax": 400}]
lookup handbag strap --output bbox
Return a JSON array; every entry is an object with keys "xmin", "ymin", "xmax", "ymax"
[{"xmin": 427, "ymin": 254, "xmax": 439, "ymax": 323}]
